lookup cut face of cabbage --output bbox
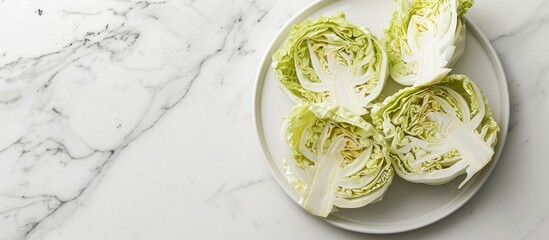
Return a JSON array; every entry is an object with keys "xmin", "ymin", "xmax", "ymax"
[
  {"xmin": 371, "ymin": 74, "xmax": 499, "ymax": 188},
  {"xmin": 384, "ymin": 0, "xmax": 474, "ymax": 87},
  {"xmin": 282, "ymin": 103, "xmax": 393, "ymax": 217},
  {"xmin": 273, "ymin": 13, "xmax": 388, "ymax": 115}
]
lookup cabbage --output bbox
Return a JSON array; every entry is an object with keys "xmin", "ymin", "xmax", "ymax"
[
  {"xmin": 282, "ymin": 103, "xmax": 393, "ymax": 217},
  {"xmin": 384, "ymin": 0, "xmax": 474, "ymax": 87},
  {"xmin": 371, "ymin": 74, "xmax": 499, "ymax": 188},
  {"xmin": 273, "ymin": 13, "xmax": 388, "ymax": 115}
]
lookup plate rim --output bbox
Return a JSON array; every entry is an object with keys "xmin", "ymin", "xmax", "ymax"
[{"xmin": 252, "ymin": 0, "xmax": 510, "ymax": 234}]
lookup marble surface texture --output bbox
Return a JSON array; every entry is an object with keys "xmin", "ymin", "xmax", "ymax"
[{"xmin": 0, "ymin": 0, "xmax": 547, "ymax": 239}]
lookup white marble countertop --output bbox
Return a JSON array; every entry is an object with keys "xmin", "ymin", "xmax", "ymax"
[{"xmin": 0, "ymin": 0, "xmax": 547, "ymax": 239}]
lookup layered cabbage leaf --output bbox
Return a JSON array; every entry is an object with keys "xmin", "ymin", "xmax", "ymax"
[
  {"xmin": 273, "ymin": 13, "xmax": 388, "ymax": 115},
  {"xmin": 371, "ymin": 74, "xmax": 499, "ymax": 188},
  {"xmin": 384, "ymin": 0, "xmax": 474, "ymax": 87},
  {"xmin": 282, "ymin": 103, "xmax": 393, "ymax": 217}
]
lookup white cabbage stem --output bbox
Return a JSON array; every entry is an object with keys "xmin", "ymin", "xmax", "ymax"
[
  {"xmin": 452, "ymin": 125, "xmax": 494, "ymax": 188},
  {"xmin": 427, "ymin": 110, "xmax": 494, "ymax": 188},
  {"xmin": 301, "ymin": 136, "xmax": 346, "ymax": 217}
]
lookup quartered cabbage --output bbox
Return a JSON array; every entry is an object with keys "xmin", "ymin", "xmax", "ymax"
[
  {"xmin": 371, "ymin": 74, "xmax": 499, "ymax": 188},
  {"xmin": 273, "ymin": 13, "xmax": 388, "ymax": 115},
  {"xmin": 282, "ymin": 103, "xmax": 393, "ymax": 217},
  {"xmin": 384, "ymin": 0, "xmax": 474, "ymax": 87}
]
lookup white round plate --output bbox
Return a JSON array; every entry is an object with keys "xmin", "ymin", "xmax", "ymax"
[{"xmin": 253, "ymin": 0, "xmax": 509, "ymax": 234}]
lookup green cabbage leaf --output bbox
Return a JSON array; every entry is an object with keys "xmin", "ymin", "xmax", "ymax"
[
  {"xmin": 282, "ymin": 103, "xmax": 393, "ymax": 217},
  {"xmin": 371, "ymin": 74, "xmax": 499, "ymax": 188},
  {"xmin": 384, "ymin": 0, "xmax": 473, "ymax": 87},
  {"xmin": 273, "ymin": 13, "xmax": 388, "ymax": 115}
]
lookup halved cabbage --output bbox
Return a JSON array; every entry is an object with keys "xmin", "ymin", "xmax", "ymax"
[
  {"xmin": 384, "ymin": 0, "xmax": 474, "ymax": 87},
  {"xmin": 273, "ymin": 13, "xmax": 388, "ymax": 115},
  {"xmin": 371, "ymin": 74, "xmax": 499, "ymax": 188},
  {"xmin": 282, "ymin": 103, "xmax": 393, "ymax": 217}
]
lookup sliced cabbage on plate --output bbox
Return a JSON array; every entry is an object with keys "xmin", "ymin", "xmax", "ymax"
[
  {"xmin": 282, "ymin": 103, "xmax": 393, "ymax": 217},
  {"xmin": 273, "ymin": 13, "xmax": 388, "ymax": 115},
  {"xmin": 371, "ymin": 74, "xmax": 499, "ymax": 188},
  {"xmin": 384, "ymin": 0, "xmax": 474, "ymax": 87}
]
